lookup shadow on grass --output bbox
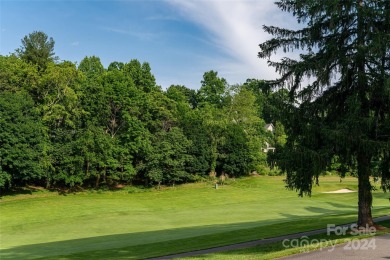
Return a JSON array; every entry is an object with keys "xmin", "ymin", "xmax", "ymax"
[
  {"xmin": 325, "ymin": 202, "xmax": 357, "ymax": 210},
  {"xmin": 0, "ymin": 186, "xmax": 73, "ymax": 198},
  {"xmin": 0, "ymin": 212, "xmax": 369, "ymax": 260},
  {"xmin": 0, "ymin": 187, "xmax": 36, "ymax": 197},
  {"xmin": 279, "ymin": 202, "xmax": 357, "ymax": 219},
  {"xmin": 3, "ymin": 221, "xmax": 262, "ymax": 260}
]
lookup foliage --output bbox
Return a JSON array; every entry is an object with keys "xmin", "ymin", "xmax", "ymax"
[
  {"xmin": 259, "ymin": 0, "xmax": 390, "ymax": 226},
  {"xmin": 145, "ymin": 127, "xmax": 193, "ymax": 186},
  {"xmin": 15, "ymin": 31, "xmax": 57, "ymax": 71},
  {"xmin": 0, "ymin": 91, "xmax": 45, "ymax": 188},
  {"xmin": 0, "ymin": 55, "xmax": 39, "ymax": 93},
  {"xmin": 179, "ymin": 108, "xmax": 212, "ymax": 176},
  {"xmin": 218, "ymin": 124, "xmax": 252, "ymax": 176},
  {"xmin": 198, "ymin": 70, "xmax": 228, "ymax": 108},
  {"xmin": 0, "ymin": 32, "xmax": 279, "ymax": 190}
]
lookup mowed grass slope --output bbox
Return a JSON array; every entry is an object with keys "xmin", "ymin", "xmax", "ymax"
[{"xmin": 0, "ymin": 176, "xmax": 389, "ymax": 259}]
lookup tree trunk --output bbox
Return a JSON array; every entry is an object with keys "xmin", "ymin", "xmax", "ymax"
[
  {"xmin": 85, "ymin": 160, "xmax": 90, "ymax": 177},
  {"xmin": 357, "ymin": 152, "xmax": 374, "ymax": 227},
  {"xmin": 95, "ymin": 174, "xmax": 100, "ymax": 188},
  {"xmin": 356, "ymin": 0, "xmax": 374, "ymax": 228},
  {"xmin": 210, "ymin": 136, "xmax": 218, "ymax": 174},
  {"xmin": 46, "ymin": 177, "xmax": 51, "ymax": 189}
]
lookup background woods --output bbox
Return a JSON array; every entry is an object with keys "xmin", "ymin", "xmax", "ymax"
[{"xmin": 0, "ymin": 31, "xmax": 284, "ymax": 190}]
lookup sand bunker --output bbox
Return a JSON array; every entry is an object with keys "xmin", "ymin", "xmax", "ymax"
[{"xmin": 323, "ymin": 189, "xmax": 357, "ymax": 194}]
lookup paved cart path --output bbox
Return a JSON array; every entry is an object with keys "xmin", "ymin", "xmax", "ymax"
[
  {"xmin": 281, "ymin": 234, "xmax": 390, "ymax": 260},
  {"xmin": 149, "ymin": 215, "xmax": 390, "ymax": 259}
]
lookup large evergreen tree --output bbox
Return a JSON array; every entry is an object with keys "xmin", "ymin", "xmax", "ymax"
[
  {"xmin": 259, "ymin": 0, "xmax": 390, "ymax": 227},
  {"xmin": 15, "ymin": 31, "xmax": 57, "ymax": 72}
]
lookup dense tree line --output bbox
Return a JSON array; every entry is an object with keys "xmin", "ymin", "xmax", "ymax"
[{"xmin": 0, "ymin": 31, "xmax": 286, "ymax": 190}]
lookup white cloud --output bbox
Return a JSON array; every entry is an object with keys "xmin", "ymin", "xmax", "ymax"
[
  {"xmin": 71, "ymin": 41, "xmax": 79, "ymax": 46},
  {"xmin": 146, "ymin": 15, "xmax": 180, "ymax": 21},
  {"xmin": 166, "ymin": 0, "xmax": 294, "ymax": 84},
  {"xmin": 102, "ymin": 26, "xmax": 158, "ymax": 41}
]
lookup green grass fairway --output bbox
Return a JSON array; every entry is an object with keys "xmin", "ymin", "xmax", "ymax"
[{"xmin": 0, "ymin": 176, "xmax": 389, "ymax": 259}]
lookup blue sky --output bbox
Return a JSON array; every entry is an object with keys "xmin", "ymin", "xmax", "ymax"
[{"xmin": 0, "ymin": 0, "xmax": 293, "ymax": 89}]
